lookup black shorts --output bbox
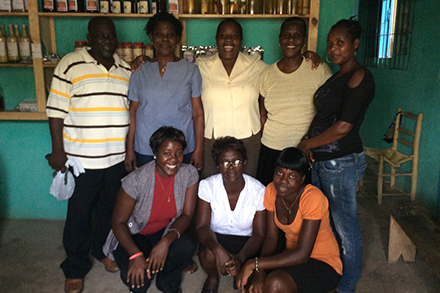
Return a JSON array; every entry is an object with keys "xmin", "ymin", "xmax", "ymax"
[
  {"xmin": 281, "ymin": 258, "xmax": 341, "ymax": 293},
  {"xmin": 198, "ymin": 233, "xmax": 251, "ymax": 255}
]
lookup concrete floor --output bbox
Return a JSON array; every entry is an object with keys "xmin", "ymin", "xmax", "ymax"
[{"xmin": 1, "ymin": 191, "xmax": 440, "ymax": 293}]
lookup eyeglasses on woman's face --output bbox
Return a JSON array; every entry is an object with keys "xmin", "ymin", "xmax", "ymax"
[{"xmin": 218, "ymin": 159, "xmax": 243, "ymax": 169}]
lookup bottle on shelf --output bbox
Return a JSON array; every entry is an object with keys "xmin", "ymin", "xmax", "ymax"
[
  {"xmin": 68, "ymin": 0, "xmax": 84, "ymax": 12},
  {"xmin": 168, "ymin": 0, "xmax": 178, "ymax": 13},
  {"xmin": 112, "ymin": 0, "xmax": 122, "ymax": 13},
  {"xmin": 151, "ymin": 0, "xmax": 166, "ymax": 14},
  {"xmin": 219, "ymin": 0, "xmax": 227, "ymax": 14},
  {"xmin": 239, "ymin": 0, "xmax": 247, "ymax": 14},
  {"xmin": 274, "ymin": 0, "xmax": 283, "ymax": 14},
  {"xmin": 296, "ymin": 0, "xmax": 302, "ymax": 14},
  {"xmin": 229, "ymin": 0, "xmax": 237, "ymax": 14},
  {"xmin": 56, "ymin": 0, "xmax": 68, "ymax": 12},
  {"xmin": 14, "ymin": 24, "xmax": 20, "ymax": 39},
  {"xmin": 115, "ymin": 43, "xmax": 123, "ymax": 58},
  {"xmin": 85, "ymin": 0, "xmax": 99, "ymax": 12},
  {"xmin": 301, "ymin": 0, "xmax": 309, "ymax": 14},
  {"xmin": 286, "ymin": 0, "xmax": 296, "ymax": 14},
  {"xmin": 18, "ymin": 24, "xmax": 31, "ymax": 61},
  {"xmin": 183, "ymin": 0, "xmax": 199, "ymax": 14},
  {"xmin": 201, "ymin": 0, "xmax": 209, "ymax": 14},
  {"xmin": 42, "ymin": 0, "xmax": 56, "ymax": 12},
  {"xmin": 132, "ymin": 42, "xmax": 143, "ymax": 58},
  {"xmin": 138, "ymin": 0, "xmax": 149, "ymax": 13},
  {"xmin": 144, "ymin": 44, "xmax": 154, "ymax": 58},
  {"xmin": 12, "ymin": 0, "xmax": 26, "ymax": 11},
  {"xmin": 123, "ymin": 0, "xmax": 132, "ymax": 13},
  {"xmin": 100, "ymin": 0, "xmax": 110, "ymax": 13},
  {"xmin": 121, "ymin": 42, "xmax": 132, "ymax": 63},
  {"xmin": 0, "ymin": 0, "xmax": 12, "ymax": 12},
  {"xmin": 6, "ymin": 24, "xmax": 19, "ymax": 63},
  {"xmin": 248, "ymin": 0, "xmax": 259, "ymax": 14},
  {"xmin": 0, "ymin": 25, "xmax": 8, "ymax": 63}
]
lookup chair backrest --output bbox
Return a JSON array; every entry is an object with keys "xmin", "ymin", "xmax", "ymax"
[{"xmin": 392, "ymin": 108, "xmax": 423, "ymax": 158}]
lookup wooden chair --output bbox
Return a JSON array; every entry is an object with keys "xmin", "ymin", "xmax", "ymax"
[{"xmin": 364, "ymin": 108, "xmax": 423, "ymax": 204}]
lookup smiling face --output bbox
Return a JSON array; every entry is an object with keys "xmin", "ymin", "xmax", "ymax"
[
  {"xmin": 216, "ymin": 21, "xmax": 243, "ymax": 63},
  {"xmin": 155, "ymin": 140, "xmax": 184, "ymax": 178},
  {"xmin": 218, "ymin": 148, "xmax": 245, "ymax": 185},
  {"xmin": 327, "ymin": 26, "xmax": 359, "ymax": 66},
  {"xmin": 273, "ymin": 167, "xmax": 305, "ymax": 199},
  {"xmin": 87, "ymin": 19, "xmax": 117, "ymax": 60},
  {"xmin": 279, "ymin": 21, "xmax": 305, "ymax": 59},
  {"xmin": 150, "ymin": 20, "xmax": 180, "ymax": 58}
]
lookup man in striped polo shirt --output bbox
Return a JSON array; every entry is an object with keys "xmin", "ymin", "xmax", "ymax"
[{"xmin": 46, "ymin": 17, "xmax": 131, "ymax": 293}]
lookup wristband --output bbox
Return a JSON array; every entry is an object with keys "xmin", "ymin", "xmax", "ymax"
[
  {"xmin": 169, "ymin": 228, "xmax": 181, "ymax": 239},
  {"xmin": 129, "ymin": 252, "xmax": 143, "ymax": 261},
  {"xmin": 255, "ymin": 257, "xmax": 259, "ymax": 272}
]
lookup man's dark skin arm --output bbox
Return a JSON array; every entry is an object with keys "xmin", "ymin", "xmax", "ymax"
[{"xmin": 47, "ymin": 117, "xmax": 67, "ymax": 172}]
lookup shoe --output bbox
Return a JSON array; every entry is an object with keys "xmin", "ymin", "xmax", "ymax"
[
  {"xmin": 64, "ymin": 278, "xmax": 84, "ymax": 293},
  {"xmin": 103, "ymin": 257, "xmax": 119, "ymax": 273},
  {"xmin": 183, "ymin": 259, "xmax": 198, "ymax": 274}
]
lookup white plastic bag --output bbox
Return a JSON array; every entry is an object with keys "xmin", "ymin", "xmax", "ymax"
[{"xmin": 49, "ymin": 169, "xmax": 75, "ymax": 200}]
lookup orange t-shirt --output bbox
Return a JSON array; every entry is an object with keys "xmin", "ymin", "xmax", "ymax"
[{"xmin": 264, "ymin": 183, "xmax": 342, "ymax": 275}]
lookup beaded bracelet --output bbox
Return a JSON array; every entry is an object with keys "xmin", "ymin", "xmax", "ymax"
[
  {"xmin": 129, "ymin": 252, "xmax": 143, "ymax": 261},
  {"xmin": 255, "ymin": 257, "xmax": 259, "ymax": 272},
  {"xmin": 169, "ymin": 228, "xmax": 181, "ymax": 239}
]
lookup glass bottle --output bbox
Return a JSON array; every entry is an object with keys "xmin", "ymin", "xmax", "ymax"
[
  {"xmin": 151, "ymin": 0, "xmax": 166, "ymax": 14},
  {"xmin": 112, "ymin": 0, "xmax": 122, "ymax": 12},
  {"xmin": 85, "ymin": 0, "xmax": 99, "ymax": 12},
  {"xmin": 12, "ymin": 0, "xmax": 26, "ymax": 11},
  {"xmin": 229, "ymin": 0, "xmax": 237, "ymax": 14},
  {"xmin": 56, "ymin": 0, "xmax": 68, "ymax": 12},
  {"xmin": 184, "ymin": 0, "xmax": 200, "ymax": 14},
  {"xmin": 219, "ymin": 0, "xmax": 228, "ymax": 14},
  {"xmin": 201, "ymin": 0, "xmax": 209, "ymax": 14},
  {"xmin": 296, "ymin": 0, "xmax": 302, "ymax": 14},
  {"xmin": 123, "ymin": 0, "xmax": 132, "ymax": 13},
  {"xmin": 132, "ymin": 42, "xmax": 143, "ymax": 58},
  {"xmin": 248, "ymin": 0, "xmax": 259, "ymax": 14},
  {"xmin": 138, "ymin": 0, "xmax": 149, "ymax": 13},
  {"xmin": 69, "ymin": 0, "xmax": 84, "ymax": 12},
  {"xmin": 239, "ymin": 0, "xmax": 246, "ymax": 14},
  {"xmin": 14, "ymin": 24, "xmax": 20, "ymax": 39},
  {"xmin": 19, "ymin": 24, "xmax": 31, "ymax": 61},
  {"xmin": 43, "ymin": 0, "xmax": 55, "ymax": 12},
  {"xmin": 302, "ymin": 0, "xmax": 309, "ymax": 14},
  {"xmin": 0, "ymin": 0, "xmax": 12, "ymax": 12},
  {"xmin": 0, "ymin": 25, "xmax": 8, "ymax": 63},
  {"xmin": 7, "ymin": 24, "xmax": 19, "ymax": 63},
  {"xmin": 100, "ymin": 0, "xmax": 110, "ymax": 13}
]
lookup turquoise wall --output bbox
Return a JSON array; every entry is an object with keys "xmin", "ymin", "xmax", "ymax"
[{"xmin": 0, "ymin": 2, "xmax": 360, "ymax": 219}]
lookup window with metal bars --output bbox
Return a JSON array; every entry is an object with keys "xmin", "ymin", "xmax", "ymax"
[{"xmin": 359, "ymin": 0, "xmax": 415, "ymax": 70}]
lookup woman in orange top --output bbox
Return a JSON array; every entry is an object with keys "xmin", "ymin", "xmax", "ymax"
[{"xmin": 237, "ymin": 147, "xmax": 342, "ymax": 293}]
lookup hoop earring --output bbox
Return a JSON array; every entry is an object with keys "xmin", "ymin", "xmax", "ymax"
[{"xmin": 326, "ymin": 55, "xmax": 333, "ymax": 63}]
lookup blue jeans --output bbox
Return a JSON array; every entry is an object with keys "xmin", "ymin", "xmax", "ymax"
[{"xmin": 311, "ymin": 152, "xmax": 366, "ymax": 293}]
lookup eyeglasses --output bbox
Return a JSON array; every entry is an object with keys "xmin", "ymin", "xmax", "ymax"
[{"xmin": 219, "ymin": 159, "xmax": 243, "ymax": 169}]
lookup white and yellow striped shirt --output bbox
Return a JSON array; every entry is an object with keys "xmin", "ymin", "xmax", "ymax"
[{"xmin": 46, "ymin": 48, "xmax": 131, "ymax": 169}]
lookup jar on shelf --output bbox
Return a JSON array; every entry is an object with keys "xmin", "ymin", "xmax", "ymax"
[
  {"xmin": 133, "ymin": 42, "xmax": 144, "ymax": 58},
  {"xmin": 182, "ymin": 46, "xmax": 196, "ymax": 63},
  {"xmin": 74, "ymin": 41, "xmax": 86, "ymax": 52},
  {"xmin": 116, "ymin": 43, "xmax": 124, "ymax": 58},
  {"xmin": 121, "ymin": 42, "xmax": 133, "ymax": 63},
  {"xmin": 144, "ymin": 44, "xmax": 154, "ymax": 59}
]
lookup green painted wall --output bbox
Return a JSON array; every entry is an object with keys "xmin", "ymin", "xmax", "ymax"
[
  {"xmin": 0, "ymin": 2, "xmax": 359, "ymax": 219},
  {"xmin": 358, "ymin": 0, "xmax": 440, "ymax": 213}
]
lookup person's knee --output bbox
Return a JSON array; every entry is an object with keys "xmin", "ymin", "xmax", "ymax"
[
  {"xmin": 199, "ymin": 248, "xmax": 216, "ymax": 265},
  {"xmin": 265, "ymin": 270, "xmax": 297, "ymax": 293}
]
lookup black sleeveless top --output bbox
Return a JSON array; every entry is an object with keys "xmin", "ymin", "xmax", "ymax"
[{"xmin": 307, "ymin": 66, "xmax": 375, "ymax": 161}]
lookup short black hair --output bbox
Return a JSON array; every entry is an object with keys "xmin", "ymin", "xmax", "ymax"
[
  {"xmin": 331, "ymin": 18, "xmax": 363, "ymax": 41},
  {"xmin": 276, "ymin": 147, "xmax": 309, "ymax": 177},
  {"xmin": 145, "ymin": 12, "xmax": 183, "ymax": 38},
  {"xmin": 88, "ymin": 17, "xmax": 115, "ymax": 34},
  {"xmin": 216, "ymin": 18, "xmax": 243, "ymax": 40},
  {"xmin": 211, "ymin": 136, "xmax": 247, "ymax": 166},
  {"xmin": 149, "ymin": 126, "xmax": 187, "ymax": 155},
  {"xmin": 280, "ymin": 17, "xmax": 307, "ymax": 37}
]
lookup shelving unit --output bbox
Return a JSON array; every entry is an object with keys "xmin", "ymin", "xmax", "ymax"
[{"xmin": 0, "ymin": 0, "xmax": 320, "ymax": 121}]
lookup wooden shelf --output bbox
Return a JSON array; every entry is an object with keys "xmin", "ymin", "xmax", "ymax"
[
  {"xmin": 0, "ymin": 111, "xmax": 48, "ymax": 120},
  {"xmin": 0, "ymin": 63, "xmax": 34, "ymax": 67},
  {"xmin": 179, "ymin": 13, "xmax": 309, "ymax": 19},
  {"xmin": 0, "ymin": 12, "xmax": 28, "ymax": 16},
  {"xmin": 39, "ymin": 12, "xmax": 154, "ymax": 18}
]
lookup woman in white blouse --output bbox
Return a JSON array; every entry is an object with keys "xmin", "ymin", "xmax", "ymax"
[{"xmin": 196, "ymin": 136, "xmax": 266, "ymax": 293}]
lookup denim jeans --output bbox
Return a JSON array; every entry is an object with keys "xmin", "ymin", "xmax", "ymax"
[{"xmin": 311, "ymin": 152, "xmax": 366, "ymax": 293}]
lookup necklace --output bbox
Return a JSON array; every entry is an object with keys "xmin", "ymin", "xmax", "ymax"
[
  {"xmin": 281, "ymin": 194, "xmax": 300, "ymax": 214},
  {"xmin": 161, "ymin": 66, "xmax": 166, "ymax": 73},
  {"xmin": 156, "ymin": 174, "xmax": 174, "ymax": 202}
]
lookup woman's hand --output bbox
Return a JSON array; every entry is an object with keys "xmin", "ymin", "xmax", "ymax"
[
  {"xmin": 127, "ymin": 255, "xmax": 148, "ymax": 289},
  {"xmin": 124, "ymin": 148, "xmax": 137, "ymax": 173},
  {"xmin": 145, "ymin": 238, "xmax": 170, "ymax": 279},
  {"xmin": 302, "ymin": 50, "xmax": 323, "ymax": 69},
  {"xmin": 130, "ymin": 55, "xmax": 151, "ymax": 72},
  {"xmin": 213, "ymin": 246, "xmax": 233, "ymax": 276},
  {"xmin": 246, "ymin": 270, "xmax": 266, "ymax": 293},
  {"xmin": 189, "ymin": 148, "xmax": 204, "ymax": 171},
  {"xmin": 236, "ymin": 259, "xmax": 256, "ymax": 292},
  {"xmin": 297, "ymin": 139, "xmax": 314, "ymax": 164},
  {"xmin": 225, "ymin": 255, "xmax": 242, "ymax": 277}
]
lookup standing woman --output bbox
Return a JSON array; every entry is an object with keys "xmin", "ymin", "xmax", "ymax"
[
  {"xmin": 257, "ymin": 17, "xmax": 332, "ymax": 186},
  {"xmin": 125, "ymin": 12, "xmax": 204, "ymax": 172},
  {"xmin": 298, "ymin": 19, "xmax": 375, "ymax": 293},
  {"xmin": 197, "ymin": 19, "xmax": 268, "ymax": 179}
]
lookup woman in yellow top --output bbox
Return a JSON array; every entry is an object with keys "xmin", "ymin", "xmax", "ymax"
[{"xmin": 237, "ymin": 147, "xmax": 342, "ymax": 293}]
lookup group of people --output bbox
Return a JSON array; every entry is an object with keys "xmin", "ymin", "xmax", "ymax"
[{"xmin": 46, "ymin": 11, "xmax": 374, "ymax": 293}]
